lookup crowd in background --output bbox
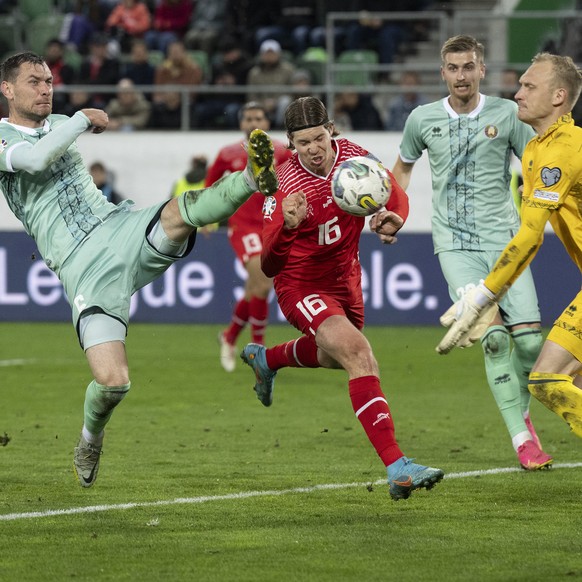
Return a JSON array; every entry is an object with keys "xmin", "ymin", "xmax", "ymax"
[
  {"xmin": 1, "ymin": 0, "xmax": 580, "ymax": 129},
  {"xmin": 0, "ymin": 0, "xmax": 444, "ymax": 129}
]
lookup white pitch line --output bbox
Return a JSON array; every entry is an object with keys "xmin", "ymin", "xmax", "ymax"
[
  {"xmin": 1, "ymin": 462, "xmax": 581, "ymax": 522},
  {"xmin": 0, "ymin": 359, "xmax": 39, "ymax": 367}
]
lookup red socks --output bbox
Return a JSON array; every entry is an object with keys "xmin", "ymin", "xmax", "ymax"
[
  {"xmin": 349, "ymin": 376, "xmax": 403, "ymax": 466},
  {"xmin": 249, "ymin": 296, "xmax": 268, "ymax": 345},
  {"xmin": 263, "ymin": 341, "xmax": 403, "ymax": 468},
  {"xmin": 224, "ymin": 298, "xmax": 249, "ymax": 344},
  {"xmin": 265, "ymin": 335, "xmax": 320, "ymax": 370}
]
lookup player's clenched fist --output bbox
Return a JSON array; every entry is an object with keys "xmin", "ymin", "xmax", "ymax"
[
  {"xmin": 369, "ymin": 210, "xmax": 404, "ymax": 244},
  {"xmin": 282, "ymin": 191, "xmax": 307, "ymax": 229},
  {"xmin": 80, "ymin": 108, "xmax": 109, "ymax": 133}
]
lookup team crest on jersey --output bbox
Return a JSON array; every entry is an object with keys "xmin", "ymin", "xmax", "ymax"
[
  {"xmin": 0, "ymin": 138, "xmax": 7, "ymax": 153},
  {"xmin": 541, "ymin": 166, "xmax": 561, "ymax": 187},
  {"xmin": 262, "ymin": 195, "xmax": 276, "ymax": 219},
  {"xmin": 484, "ymin": 125, "xmax": 498, "ymax": 139}
]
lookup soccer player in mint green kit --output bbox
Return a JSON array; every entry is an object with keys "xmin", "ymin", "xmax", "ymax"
[
  {"xmin": 0, "ymin": 51, "xmax": 278, "ymax": 487},
  {"xmin": 389, "ymin": 35, "xmax": 552, "ymax": 470}
]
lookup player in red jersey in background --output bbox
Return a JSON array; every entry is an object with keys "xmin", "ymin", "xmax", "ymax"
[
  {"xmin": 240, "ymin": 96, "xmax": 444, "ymax": 500},
  {"xmin": 205, "ymin": 102, "xmax": 293, "ymax": 372}
]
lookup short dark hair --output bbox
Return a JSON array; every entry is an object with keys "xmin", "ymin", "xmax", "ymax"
[
  {"xmin": 1, "ymin": 51, "xmax": 45, "ymax": 83},
  {"xmin": 238, "ymin": 101, "xmax": 268, "ymax": 121},
  {"xmin": 46, "ymin": 38, "xmax": 64, "ymax": 49}
]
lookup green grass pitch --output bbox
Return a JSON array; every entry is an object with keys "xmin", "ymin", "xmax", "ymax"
[{"xmin": 1, "ymin": 322, "xmax": 581, "ymax": 581}]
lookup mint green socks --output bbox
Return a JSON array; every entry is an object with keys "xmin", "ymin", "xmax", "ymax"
[
  {"xmin": 178, "ymin": 172, "xmax": 253, "ymax": 228},
  {"xmin": 83, "ymin": 379, "xmax": 130, "ymax": 436}
]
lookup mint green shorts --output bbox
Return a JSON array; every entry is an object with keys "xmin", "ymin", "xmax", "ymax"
[
  {"xmin": 438, "ymin": 249, "xmax": 541, "ymax": 326},
  {"xmin": 59, "ymin": 203, "xmax": 194, "ymax": 336}
]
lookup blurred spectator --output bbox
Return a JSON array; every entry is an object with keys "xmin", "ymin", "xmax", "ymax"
[
  {"xmin": 214, "ymin": 36, "xmax": 254, "ymax": 87},
  {"xmin": 150, "ymin": 91, "xmax": 183, "ymax": 129},
  {"xmin": 144, "ymin": 0, "xmax": 194, "ymax": 54},
  {"xmin": 44, "ymin": 39, "xmax": 76, "ymax": 114},
  {"xmin": 97, "ymin": 0, "xmax": 121, "ymax": 24},
  {"xmin": 60, "ymin": 1, "xmax": 96, "ymax": 55},
  {"xmin": 89, "ymin": 161, "xmax": 125, "ymax": 204},
  {"xmin": 193, "ymin": 66, "xmax": 242, "ymax": 128},
  {"xmin": 105, "ymin": 78, "xmax": 152, "ymax": 130},
  {"xmin": 0, "ymin": 0, "xmax": 16, "ymax": 14},
  {"xmin": 105, "ymin": 0, "xmax": 152, "ymax": 53},
  {"xmin": 61, "ymin": 90, "xmax": 93, "ymax": 116},
  {"xmin": 122, "ymin": 39, "xmax": 156, "ymax": 95},
  {"xmin": 308, "ymin": 0, "xmax": 353, "ymax": 55},
  {"xmin": 151, "ymin": 41, "xmax": 202, "ymax": 128},
  {"xmin": 344, "ymin": 0, "xmax": 427, "ymax": 66},
  {"xmin": 499, "ymin": 68, "xmax": 520, "ymax": 100},
  {"xmin": 384, "ymin": 70, "xmax": 428, "ymax": 131},
  {"xmin": 77, "ymin": 33, "xmax": 122, "ymax": 108},
  {"xmin": 274, "ymin": 68, "xmax": 313, "ymax": 127},
  {"xmin": 153, "ymin": 40, "xmax": 203, "ymax": 103},
  {"xmin": 224, "ymin": 0, "xmax": 280, "ymax": 55},
  {"xmin": 170, "ymin": 155, "xmax": 208, "ymax": 198},
  {"xmin": 334, "ymin": 92, "xmax": 383, "ymax": 131},
  {"xmin": 193, "ymin": 37, "xmax": 253, "ymax": 128},
  {"xmin": 183, "ymin": 0, "xmax": 228, "ymax": 55},
  {"xmin": 246, "ymin": 39, "xmax": 296, "ymax": 127},
  {"xmin": 254, "ymin": 0, "xmax": 318, "ymax": 56}
]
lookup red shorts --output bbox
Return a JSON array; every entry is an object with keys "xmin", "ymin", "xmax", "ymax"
[
  {"xmin": 276, "ymin": 282, "xmax": 365, "ymax": 337},
  {"xmin": 228, "ymin": 227, "xmax": 262, "ymax": 264}
]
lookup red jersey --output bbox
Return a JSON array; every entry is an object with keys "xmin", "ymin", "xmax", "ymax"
[
  {"xmin": 261, "ymin": 138, "xmax": 409, "ymax": 292},
  {"xmin": 205, "ymin": 139, "xmax": 292, "ymax": 231}
]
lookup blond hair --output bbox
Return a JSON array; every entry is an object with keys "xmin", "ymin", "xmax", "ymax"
[
  {"xmin": 440, "ymin": 35, "xmax": 485, "ymax": 64},
  {"xmin": 531, "ymin": 52, "xmax": 582, "ymax": 110}
]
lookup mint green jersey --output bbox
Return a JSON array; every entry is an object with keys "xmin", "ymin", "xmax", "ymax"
[
  {"xmin": 0, "ymin": 115, "xmax": 130, "ymax": 272},
  {"xmin": 399, "ymin": 94, "xmax": 535, "ymax": 253}
]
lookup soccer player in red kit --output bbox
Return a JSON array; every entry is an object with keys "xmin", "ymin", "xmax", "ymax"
[
  {"xmin": 205, "ymin": 102, "xmax": 293, "ymax": 372},
  {"xmin": 241, "ymin": 96, "xmax": 444, "ymax": 500}
]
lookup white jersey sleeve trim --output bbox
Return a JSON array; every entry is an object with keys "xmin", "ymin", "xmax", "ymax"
[
  {"xmin": 399, "ymin": 150, "xmax": 419, "ymax": 164},
  {"xmin": 3, "ymin": 141, "xmax": 28, "ymax": 172}
]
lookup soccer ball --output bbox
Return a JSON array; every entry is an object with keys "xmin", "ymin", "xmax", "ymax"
[{"xmin": 331, "ymin": 156, "xmax": 392, "ymax": 217}]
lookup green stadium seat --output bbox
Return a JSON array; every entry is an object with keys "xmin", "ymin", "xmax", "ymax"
[
  {"xmin": 0, "ymin": 13, "xmax": 25, "ymax": 55},
  {"xmin": 335, "ymin": 49, "xmax": 379, "ymax": 86},
  {"xmin": 24, "ymin": 14, "xmax": 65, "ymax": 56},
  {"xmin": 147, "ymin": 50, "xmax": 165, "ymax": 67},
  {"xmin": 63, "ymin": 46, "xmax": 83, "ymax": 73},
  {"xmin": 18, "ymin": 0, "xmax": 55, "ymax": 21},
  {"xmin": 297, "ymin": 51, "xmax": 327, "ymax": 85}
]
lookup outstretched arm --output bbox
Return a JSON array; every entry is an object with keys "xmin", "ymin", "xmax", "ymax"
[
  {"xmin": 483, "ymin": 204, "xmax": 551, "ymax": 295},
  {"xmin": 436, "ymin": 205, "xmax": 551, "ymax": 354},
  {"xmin": 7, "ymin": 109, "xmax": 107, "ymax": 174}
]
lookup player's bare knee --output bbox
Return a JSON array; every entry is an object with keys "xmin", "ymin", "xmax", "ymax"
[
  {"xmin": 253, "ymin": 280, "xmax": 272, "ymax": 298},
  {"xmin": 94, "ymin": 369, "xmax": 130, "ymax": 387}
]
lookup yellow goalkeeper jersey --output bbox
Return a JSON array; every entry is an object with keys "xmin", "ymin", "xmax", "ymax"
[{"xmin": 485, "ymin": 113, "xmax": 582, "ymax": 294}]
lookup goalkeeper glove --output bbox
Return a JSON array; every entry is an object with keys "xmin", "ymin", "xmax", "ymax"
[{"xmin": 436, "ymin": 283, "xmax": 499, "ymax": 354}]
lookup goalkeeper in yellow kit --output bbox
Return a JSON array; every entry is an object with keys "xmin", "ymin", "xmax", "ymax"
[{"xmin": 437, "ymin": 52, "xmax": 582, "ymax": 438}]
